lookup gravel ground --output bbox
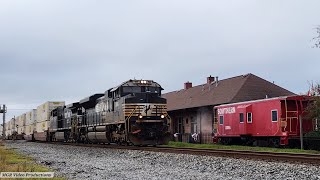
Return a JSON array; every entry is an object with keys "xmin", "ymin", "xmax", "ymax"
[{"xmin": 4, "ymin": 141, "xmax": 320, "ymax": 180}]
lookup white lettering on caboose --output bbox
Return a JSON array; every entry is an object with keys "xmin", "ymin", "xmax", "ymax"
[{"xmin": 217, "ymin": 107, "xmax": 236, "ymax": 115}]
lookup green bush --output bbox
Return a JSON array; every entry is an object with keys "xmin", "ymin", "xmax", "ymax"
[{"xmin": 305, "ymin": 130, "xmax": 320, "ymax": 138}]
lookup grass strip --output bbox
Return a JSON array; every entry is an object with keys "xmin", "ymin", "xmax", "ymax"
[
  {"xmin": 165, "ymin": 141, "xmax": 320, "ymax": 154},
  {"xmin": 0, "ymin": 141, "xmax": 64, "ymax": 180}
]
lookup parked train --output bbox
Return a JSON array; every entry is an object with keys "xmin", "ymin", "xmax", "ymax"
[
  {"xmin": 4, "ymin": 79, "xmax": 171, "ymax": 146},
  {"xmin": 213, "ymin": 95, "xmax": 316, "ymax": 147}
]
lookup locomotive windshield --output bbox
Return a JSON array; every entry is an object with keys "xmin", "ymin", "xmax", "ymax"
[
  {"xmin": 122, "ymin": 86, "xmax": 161, "ymax": 96},
  {"xmin": 123, "ymin": 86, "xmax": 141, "ymax": 93}
]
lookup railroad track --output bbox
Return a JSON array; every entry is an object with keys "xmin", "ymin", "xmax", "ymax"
[{"xmin": 39, "ymin": 141, "xmax": 320, "ymax": 164}]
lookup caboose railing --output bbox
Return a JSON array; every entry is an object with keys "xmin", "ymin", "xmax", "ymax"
[
  {"xmin": 213, "ymin": 115, "xmax": 218, "ymax": 133},
  {"xmin": 282, "ymin": 99, "xmax": 301, "ymax": 135}
]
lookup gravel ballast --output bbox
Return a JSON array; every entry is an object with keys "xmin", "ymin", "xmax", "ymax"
[{"xmin": 5, "ymin": 141, "xmax": 320, "ymax": 180}]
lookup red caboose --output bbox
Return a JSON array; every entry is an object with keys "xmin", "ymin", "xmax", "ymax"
[{"xmin": 213, "ymin": 96, "xmax": 314, "ymax": 146}]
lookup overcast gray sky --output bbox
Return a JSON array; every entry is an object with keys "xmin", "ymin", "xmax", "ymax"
[{"xmin": 0, "ymin": 0, "xmax": 319, "ymax": 121}]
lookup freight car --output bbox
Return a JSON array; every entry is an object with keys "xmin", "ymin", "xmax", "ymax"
[
  {"xmin": 16, "ymin": 114, "xmax": 26, "ymax": 140},
  {"xmin": 34, "ymin": 101, "xmax": 65, "ymax": 141},
  {"xmin": 7, "ymin": 118, "xmax": 16, "ymax": 140},
  {"xmin": 24, "ymin": 110, "xmax": 37, "ymax": 141},
  {"xmin": 213, "ymin": 96, "xmax": 315, "ymax": 147},
  {"xmin": 47, "ymin": 79, "xmax": 171, "ymax": 145}
]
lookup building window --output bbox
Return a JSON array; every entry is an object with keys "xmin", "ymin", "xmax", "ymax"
[
  {"xmin": 272, "ymin": 110, "xmax": 278, "ymax": 122},
  {"xmin": 240, "ymin": 113, "xmax": 244, "ymax": 123},
  {"xmin": 247, "ymin": 112, "xmax": 252, "ymax": 123},
  {"xmin": 219, "ymin": 116, "xmax": 224, "ymax": 125}
]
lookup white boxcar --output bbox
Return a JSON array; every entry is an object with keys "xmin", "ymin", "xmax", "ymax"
[
  {"xmin": 25, "ymin": 110, "xmax": 36, "ymax": 132},
  {"xmin": 6, "ymin": 119, "xmax": 14, "ymax": 139},
  {"xmin": 10, "ymin": 118, "xmax": 15, "ymax": 133},
  {"xmin": 24, "ymin": 110, "xmax": 37, "ymax": 140},
  {"xmin": 36, "ymin": 101, "xmax": 65, "ymax": 132},
  {"xmin": 15, "ymin": 116, "xmax": 20, "ymax": 134},
  {"xmin": 17, "ymin": 114, "xmax": 26, "ymax": 135},
  {"xmin": 35, "ymin": 101, "xmax": 65, "ymax": 141},
  {"xmin": 4, "ymin": 122, "xmax": 9, "ymax": 138},
  {"xmin": 5, "ymin": 125, "xmax": 10, "ymax": 139}
]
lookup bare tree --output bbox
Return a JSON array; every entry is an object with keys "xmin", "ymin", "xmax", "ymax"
[
  {"xmin": 305, "ymin": 82, "xmax": 320, "ymax": 131},
  {"xmin": 313, "ymin": 26, "xmax": 320, "ymax": 48}
]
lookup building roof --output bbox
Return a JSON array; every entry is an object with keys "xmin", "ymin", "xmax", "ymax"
[
  {"xmin": 215, "ymin": 95, "xmax": 309, "ymax": 108},
  {"xmin": 162, "ymin": 73, "xmax": 295, "ymax": 111}
]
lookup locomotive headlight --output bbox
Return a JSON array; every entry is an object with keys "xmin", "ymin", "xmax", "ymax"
[
  {"xmin": 139, "ymin": 115, "xmax": 143, "ymax": 119},
  {"xmin": 161, "ymin": 115, "xmax": 165, "ymax": 119}
]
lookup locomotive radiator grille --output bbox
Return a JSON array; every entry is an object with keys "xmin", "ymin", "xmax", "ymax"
[{"xmin": 123, "ymin": 103, "xmax": 167, "ymax": 117}]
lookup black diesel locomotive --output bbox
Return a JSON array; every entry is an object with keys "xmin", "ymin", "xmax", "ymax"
[{"xmin": 49, "ymin": 80, "xmax": 171, "ymax": 145}]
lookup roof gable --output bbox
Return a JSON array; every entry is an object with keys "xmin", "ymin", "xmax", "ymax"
[
  {"xmin": 231, "ymin": 74, "xmax": 295, "ymax": 103},
  {"xmin": 163, "ymin": 73, "xmax": 295, "ymax": 111}
]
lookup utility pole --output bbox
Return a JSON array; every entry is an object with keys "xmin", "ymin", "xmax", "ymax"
[
  {"xmin": 0, "ymin": 105, "xmax": 7, "ymax": 140},
  {"xmin": 299, "ymin": 115, "xmax": 304, "ymax": 150}
]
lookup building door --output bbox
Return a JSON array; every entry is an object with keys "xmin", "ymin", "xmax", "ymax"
[
  {"xmin": 191, "ymin": 116, "xmax": 197, "ymax": 134},
  {"xmin": 239, "ymin": 112, "xmax": 245, "ymax": 135},
  {"xmin": 176, "ymin": 117, "xmax": 184, "ymax": 142},
  {"xmin": 178, "ymin": 117, "xmax": 184, "ymax": 134}
]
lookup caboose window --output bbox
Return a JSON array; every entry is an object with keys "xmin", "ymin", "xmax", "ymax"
[
  {"xmin": 219, "ymin": 116, "xmax": 224, "ymax": 125},
  {"xmin": 247, "ymin": 112, "xmax": 252, "ymax": 123},
  {"xmin": 240, "ymin": 113, "xmax": 244, "ymax": 123},
  {"xmin": 272, "ymin": 110, "xmax": 278, "ymax": 122}
]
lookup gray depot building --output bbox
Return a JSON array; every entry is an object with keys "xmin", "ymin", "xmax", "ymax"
[{"xmin": 163, "ymin": 73, "xmax": 294, "ymax": 143}]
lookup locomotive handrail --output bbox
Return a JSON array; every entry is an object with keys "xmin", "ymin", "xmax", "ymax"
[{"xmin": 125, "ymin": 106, "xmax": 138, "ymax": 122}]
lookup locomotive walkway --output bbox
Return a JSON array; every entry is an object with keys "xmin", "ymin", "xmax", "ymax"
[{"xmin": 44, "ymin": 142, "xmax": 320, "ymax": 164}]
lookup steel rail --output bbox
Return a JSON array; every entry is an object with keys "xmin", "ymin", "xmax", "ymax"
[{"xmin": 36, "ymin": 141, "xmax": 320, "ymax": 165}]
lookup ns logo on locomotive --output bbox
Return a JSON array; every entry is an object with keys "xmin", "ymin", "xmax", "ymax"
[{"xmin": 47, "ymin": 79, "xmax": 171, "ymax": 146}]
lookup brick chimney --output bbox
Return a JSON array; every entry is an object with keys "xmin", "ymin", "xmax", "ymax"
[
  {"xmin": 207, "ymin": 76, "xmax": 215, "ymax": 84},
  {"xmin": 184, "ymin": 82, "xmax": 192, "ymax": 90}
]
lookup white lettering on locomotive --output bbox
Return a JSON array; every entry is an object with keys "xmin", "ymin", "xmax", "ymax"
[{"xmin": 217, "ymin": 107, "xmax": 236, "ymax": 115}]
